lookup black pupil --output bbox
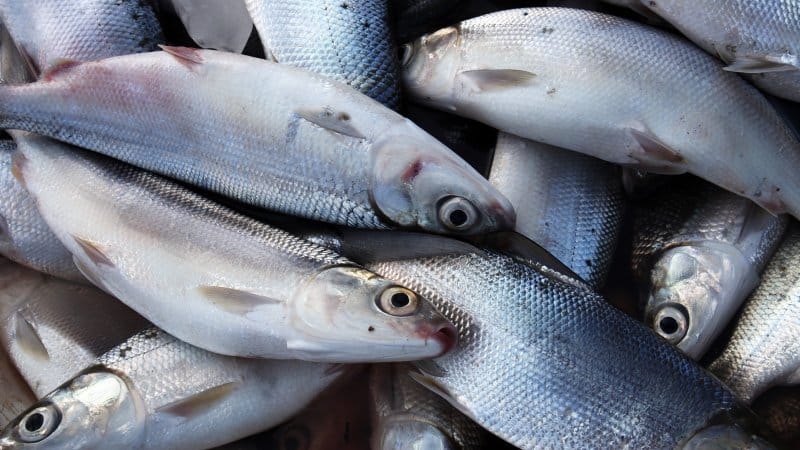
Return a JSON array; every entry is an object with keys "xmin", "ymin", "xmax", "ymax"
[
  {"xmin": 448, "ymin": 209, "xmax": 468, "ymax": 227},
  {"xmin": 659, "ymin": 317, "xmax": 679, "ymax": 335},
  {"xmin": 24, "ymin": 412, "xmax": 44, "ymax": 432},
  {"xmin": 390, "ymin": 292, "xmax": 410, "ymax": 308}
]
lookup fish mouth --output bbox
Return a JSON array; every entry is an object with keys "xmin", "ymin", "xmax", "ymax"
[{"xmin": 418, "ymin": 322, "xmax": 458, "ymax": 356}]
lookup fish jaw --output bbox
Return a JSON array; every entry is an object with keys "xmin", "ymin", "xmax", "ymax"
[{"xmin": 287, "ymin": 266, "xmax": 457, "ymax": 362}]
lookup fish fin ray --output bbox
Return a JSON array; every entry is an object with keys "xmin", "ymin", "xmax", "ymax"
[
  {"xmin": 159, "ymin": 45, "xmax": 204, "ymax": 69},
  {"xmin": 458, "ymin": 69, "xmax": 536, "ymax": 92},
  {"xmin": 408, "ymin": 371, "xmax": 477, "ymax": 421},
  {"xmin": 72, "ymin": 235, "xmax": 114, "ymax": 267},
  {"xmin": 13, "ymin": 310, "xmax": 49, "ymax": 361},
  {"xmin": 723, "ymin": 53, "xmax": 800, "ymax": 74},
  {"xmin": 72, "ymin": 257, "xmax": 111, "ymax": 293},
  {"xmin": 197, "ymin": 285, "xmax": 282, "ymax": 315},
  {"xmin": 296, "ymin": 107, "xmax": 365, "ymax": 139},
  {"xmin": 627, "ymin": 128, "xmax": 687, "ymax": 174},
  {"xmin": 156, "ymin": 381, "xmax": 239, "ymax": 419}
]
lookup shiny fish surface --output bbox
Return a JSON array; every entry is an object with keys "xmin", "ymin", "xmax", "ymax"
[
  {"xmin": 0, "ymin": 258, "xmax": 148, "ymax": 396},
  {"xmin": 642, "ymin": 0, "xmax": 800, "ymax": 102},
  {"xmin": 0, "ymin": 346, "xmax": 34, "ymax": 430},
  {"xmin": 0, "ymin": 328, "xmax": 346, "ymax": 449},
  {"xmin": 14, "ymin": 136, "xmax": 455, "ymax": 362},
  {"xmin": 402, "ymin": 7, "xmax": 800, "ymax": 219},
  {"xmin": 171, "ymin": 0, "xmax": 253, "ymax": 53},
  {"xmin": 488, "ymin": 132, "xmax": 623, "ymax": 289},
  {"xmin": 632, "ymin": 179, "xmax": 787, "ymax": 359},
  {"xmin": 710, "ymin": 226, "xmax": 800, "ymax": 403},
  {"xmin": 245, "ymin": 0, "xmax": 401, "ymax": 109},
  {"xmin": 301, "ymin": 229, "xmax": 761, "ymax": 449},
  {"xmin": 0, "ymin": 48, "xmax": 513, "ymax": 235}
]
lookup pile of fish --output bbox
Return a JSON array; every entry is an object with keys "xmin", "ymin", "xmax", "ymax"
[{"xmin": 0, "ymin": 0, "xmax": 799, "ymax": 448}]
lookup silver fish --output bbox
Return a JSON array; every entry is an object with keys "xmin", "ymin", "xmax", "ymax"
[
  {"xmin": 488, "ymin": 132, "xmax": 624, "ymax": 289},
  {"xmin": 709, "ymin": 226, "xmax": 800, "ymax": 403},
  {"xmin": 0, "ymin": 48, "xmax": 513, "ymax": 235},
  {"xmin": 0, "ymin": 257, "xmax": 148, "ymax": 396},
  {"xmin": 0, "ymin": 346, "xmax": 34, "ymax": 430},
  {"xmin": 244, "ymin": 0, "xmax": 401, "ymax": 109},
  {"xmin": 299, "ymin": 229, "xmax": 765, "ymax": 449},
  {"xmin": 369, "ymin": 364, "xmax": 485, "ymax": 450},
  {"xmin": 0, "ymin": 328, "xmax": 348, "ymax": 449},
  {"xmin": 642, "ymin": 0, "xmax": 800, "ymax": 103},
  {"xmin": 14, "ymin": 135, "xmax": 456, "ymax": 362},
  {"xmin": 632, "ymin": 179, "xmax": 788, "ymax": 359},
  {"xmin": 401, "ymin": 7, "xmax": 800, "ymax": 220}
]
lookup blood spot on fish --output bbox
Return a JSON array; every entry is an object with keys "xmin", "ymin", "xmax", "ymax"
[
  {"xmin": 401, "ymin": 159, "xmax": 423, "ymax": 183},
  {"xmin": 42, "ymin": 60, "xmax": 82, "ymax": 82},
  {"xmin": 10, "ymin": 152, "xmax": 27, "ymax": 187}
]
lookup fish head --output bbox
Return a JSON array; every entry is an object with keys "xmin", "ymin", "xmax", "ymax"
[
  {"xmin": 371, "ymin": 132, "xmax": 515, "ymax": 235},
  {"xmin": 400, "ymin": 26, "xmax": 461, "ymax": 107},
  {"xmin": 0, "ymin": 369, "xmax": 144, "ymax": 449},
  {"xmin": 645, "ymin": 243, "xmax": 758, "ymax": 359},
  {"xmin": 288, "ymin": 266, "xmax": 457, "ymax": 362},
  {"xmin": 373, "ymin": 419, "xmax": 457, "ymax": 450}
]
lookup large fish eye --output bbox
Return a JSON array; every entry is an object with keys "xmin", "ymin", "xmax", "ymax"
[
  {"xmin": 17, "ymin": 404, "xmax": 61, "ymax": 443},
  {"xmin": 377, "ymin": 286, "xmax": 420, "ymax": 317},
  {"xmin": 438, "ymin": 196, "xmax": 478, "ymax": 231}
]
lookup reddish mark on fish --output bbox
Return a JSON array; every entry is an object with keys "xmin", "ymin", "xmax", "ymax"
[
  {"xmin": 10, "ymin": 152, "xmax": 27, "ymax": 187},
  {"xmin": 417, "ymin": 322, "xmax": 458, "ymax": 356},
  {"xmin": 41, "ymin": 60, "xmax": 82, "ymax": 82},
  {"xmin": 401, "ymin": 159, "xmax": 423, "ymax": 183},
  {"xmin": 489, "ymin": 199, "xmax": 516, "ymax": 229},
  {"xmin": 159, "ymin": 45, "xmax": 204, "ymax": 71}
]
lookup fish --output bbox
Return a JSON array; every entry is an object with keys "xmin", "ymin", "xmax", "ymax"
[
  {"xmin": 641, "ymin": 0, "xmax": 800, "ymax": 103},
  {"xmin": 709, "ymin": 225, "xmax": 800, "ymax": 403},
  {"xmin": 752, "ymin": 386, "xmax": 800, "ymax": 448},
  {"xmin": 401, "ymin": 7, "xmax": 800, "ymax": 220},
  {"xmin": 13, "ymin": 135, "xmax": 456, "ymax": 362},
  {"xmin": 244, "ymin": 0, "xmax": 401, "ymax": 109},
  {"xmin": 169, "ymin": 0, "xmax": 253, "ymax": 53},
  {"xmin": 0, "ymin": 327, "xmax": 349, "ymax": 449},
  {"xmin": 296, "ymin": 228, "xmax": 768, "ymax": 449},
  {"xmin": 0, "ymin": 0, "xmax": 163, "ymax": 76},
  {"xmin": 0, "ymin": 48, "xmax": 514, "ymax": 235},
  {"xmin": 0, "ymin": 346, "xmax": 34, "ymax": 430},
  {"xmin": 0, "ymin": 257, "xmax": 149, "ymax": 396},
  {"xmin": 369, "ymin": 364, "xmax": 485, "ymax": 450},
  {"xmin": 488, "ymin": 132, "xmax": 624, "ymax": 289},
  {"xmin": 631, "ymin": 178, "xmax": 788, "ymax": 359},
  {"xmin": 601, "ymin": 0, "xmax": 663, "ymax": 21}
]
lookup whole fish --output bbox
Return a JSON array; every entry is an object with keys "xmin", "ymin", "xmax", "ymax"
[
  {"xmin": 401, "ymin": 7, "xmax": 800, "ymax": 219},
  {"xmin": 0, "ymin": 0, "xmax": 162, "ymax": 75},
  {"xmin": 299, "ymin": 229, "xmax": 766, "ymax": 449},
  {"xmin": 488, "ymin": 132, "xmax": 624, "ymax": 289},
  {"xmin": 709, "ymin": 226, "xmax": 800, "ymax": 403},
  {"xmin": 642, "ymin": 0, "xmax": 800, "ymax": 103},
  {"xmin": 0, "ymin": 48, "xmax": 513, "ymax": 235},
  {"xmin": 752, "ymin": 387, "xmax": 800, "ymax": 448},
  {"xmin": 13, "ymin": 136, "xmax": 456, "ymax": 362},
  {"xmin": 0, "ymin": 328, "xmax": 348, "ymax": 449},
  {"xmin": 632, "ymin": 178, "xmax": 787, "ymax": 359},
  {"xmin": 369, "ymin": 364, "xmax": 485, "ymax": 450},
  {"xmin": 0, "ymin": 346, "xmax": 34, "ymax": 430},
  {"xmin": 244, "ymin": 0, "xmax": 401, "ymax": 109}
]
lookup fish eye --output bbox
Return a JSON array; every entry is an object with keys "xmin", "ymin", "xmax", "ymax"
[
  {"xmin": 652, "ymin": 304, "xmax": 689, "ymax": 344},
  {"xmin": 377, "ymin": 286, "xmax": 420, "ymax": 317},
  {"xmin": 17, "ymin": 404, "xmax": 61, "ymax": 443},
  {"xmin": 438, "ymin": 196, "xmax": 478, "ymax": 231},
  {"xmin": 399, "ymin": 43, "xmax": 415, "ymax": 66}
]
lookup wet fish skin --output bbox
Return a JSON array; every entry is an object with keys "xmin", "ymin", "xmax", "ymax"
[
  {"xmin": 369, "ymin": 364, "xmax": 485, "ymax": 450},
  {"xmin": 0, "ymin": 346, "xmax": 34, "ymax": 430},
  {"xmin": 0, "ymin": 328, "xmax": 346, "ymax": 450},
  {"xmin": 752, "ymin": 386, "xmax": 800, "ymax": 448},
  {"xmin": 642, "ymin": 0, "xmax": 800, "ymax": 103},
  {"xmin": 488, "ymin": 132, "xmax": 623, "ymax": 289},
  {"xmin": 245, "ymin": 0, "xmax": 401, "ymax": 109},
  {"xmin": 709, "ymin": 226, "xmax": 800, "ymax": 403},
  {"xmin": 632, "ymin": 179, "xmax": 788, "ymax": 359},
  {"xmin": 0, "ymin": 257, "xmax": 148, "ymax": 397},
  {"xmin": 0, "ymin": 48, "xmax": 513, "ymax": 235},
  {"xmin": 401, "ymin": 7, "xmax": 800, "ymax": 219},
  {"xmin": 14, "ymin": 136, "xmax": 455, "ymax": 362}
]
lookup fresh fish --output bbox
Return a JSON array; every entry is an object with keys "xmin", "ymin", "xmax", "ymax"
[
  {"xmin": 0, "ymin": 48, "xmax": 513, "ymax": 235},
  {"xmin": 13, "ymin": 136, "xmax": 456, "ymax": 362},
  {"xmin": 244, "ymin": 0, "xmax": 401, "ymax": 109},
  {"xmin": 369, "ymin": 364, "xmax": 485, "ymax": 450},
  {"xmin": 709, "ymin": 226, "xmax": 800, "ymax": 403},
  {"xmin": 0, "ymin": 328, "xmax": 348, "ymax": 449},
  {"xmin": 752, "ymin": 386, "xmax": 800, "ymax": 448},
  {"xmin": 631, "ymin": 178, "xmax": 788, "ymax": 359},
  {"xmin": 401, "ymin": 7, "xmax": 800, "ymax": 219},
  {"xmin": 170, "ymin": 0, "xmax": 253, "ymax": 53},
  {"xmin": 0, "ymin": 346, "xmax": 34, "ymax": 430},
  {"xmin": 0, "ymin": 0, "xmax": 163, "ymax": 75},
  {"xmin": 642, "ymin": 0, "xmax": 800, "ymax": 103},
  {"xmin": 488, "ymin": 132, "xmax": 624, "ymax": 289},
  {"xmin": 298, "ymin": 228, "xmax": 766, "ymax": 449},
  {"xmin": 0, "ymin": 257, "xmax": 148, "ymax": 396}
]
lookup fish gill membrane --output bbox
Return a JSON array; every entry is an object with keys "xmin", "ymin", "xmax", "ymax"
[
  {"xmin": 400, "ymin": 7, "xmax": 800, "ymax": 220},
  {"xmin": 10, "ymin": 135, "xmax": 456, "ymax": 363}
]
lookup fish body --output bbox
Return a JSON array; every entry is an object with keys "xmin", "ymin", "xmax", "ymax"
[
  {"xmin": 632, "ymin": 179, "xmax": 788, "ymax": 359},
  {"xmin": 0, "ymin": 346, "xmax": 34, "ymax": 430},
  {"xmin": 0, "ymin": 48, "xmax": 513, "ymax": 235},
  {"xmin": 710, "ymin": 226, "xmax": 800, "ymax": 403},
  {"xmin": 401, "ymin": 7, "xmax": 800, "ymax": 219},
  {"xmin": 642, "ymin": 0, "xmax": 800, "ymax": 103},
  {"xmin": 245, "ymin": 0, "xmax": 401, "ymax": 109},
  {"xmin": 14, "ymin": 136, "xmax": 455, "ymax": 362},
  {"xmin": 488, "ymin": 132, "xmax": 623, "ymax": 288},
  {"xmin": 0, "ymin": 328, "xmax": 346, "ymax": 449}
]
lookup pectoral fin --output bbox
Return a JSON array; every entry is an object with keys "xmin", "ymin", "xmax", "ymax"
[
  {"xmin": 197, "ymin": 286, "xmax": 282, "ymax": 315},
  {"xmin": 296, "ymin": 106, "xmax": 365, "ymax": 139},
  {"xmin": 156, "ymin": 381, "xmax": 238, "ymax": 419},
  {"xmin": 13, "ymin": 311, "xmax": 49, "ymax": 361},
  {"xmin": 627, "ymin": 128, "xmax": 687, "ymax": 175}
]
